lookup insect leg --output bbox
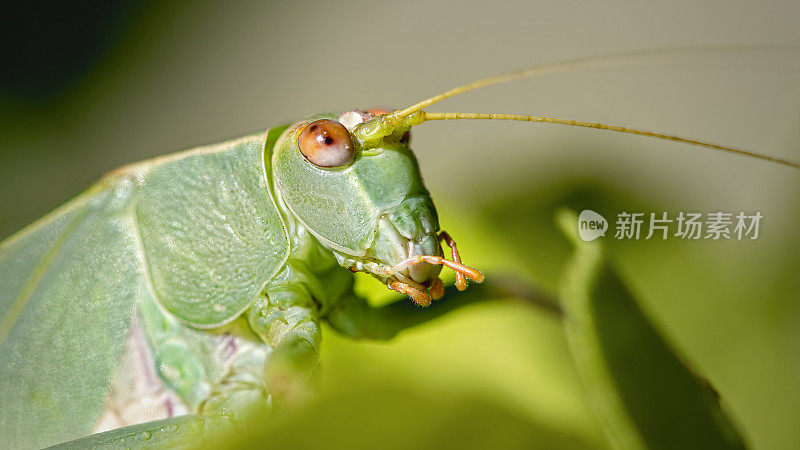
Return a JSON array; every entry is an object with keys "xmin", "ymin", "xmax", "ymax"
[{"xmin": 246, "ymin": 261, "xmax": 324, "ymax": 408}]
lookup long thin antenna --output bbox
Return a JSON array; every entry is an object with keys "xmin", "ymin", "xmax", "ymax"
[
  {"xmin": 353, "ymin": 47, "xmax": 800, "ymax": 170},
  {"xmin": 421, "ymin": 112, "xmax": 800, "ymax": 169},
  {"xmin": 396, "ymin": 46, "xmax": 800, "ymax": 119}
]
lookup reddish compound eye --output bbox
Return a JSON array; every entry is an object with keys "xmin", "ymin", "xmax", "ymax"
[{"xmin": 297, "ymin": 119, "xmax": 355, "ymax": 167}]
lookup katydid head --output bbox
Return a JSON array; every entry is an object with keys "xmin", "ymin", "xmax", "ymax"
[
  {"xmin": 272, "ymin": 110, "xmax": 483, "ymax": 306},
  {"xmin": 271, "ymin": 50, "xmax": 799, "ymax": 305}
]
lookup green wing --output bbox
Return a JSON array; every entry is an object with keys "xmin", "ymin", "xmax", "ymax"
[
  {"xmin": 133, "ymin": 131, "xmax": 289, "ymax": 326},
  {"xmin": 0, "ymin": 179, "xmax": 147, "ymax": 448},
  {"xmin": 0, "ymin": 130, "xmax": 289, "ymax": 448}
]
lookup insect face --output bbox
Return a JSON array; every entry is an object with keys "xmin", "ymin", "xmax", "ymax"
[{"xmin": 273, "ymin": 111, "xmax": 480, "ymax": 305}]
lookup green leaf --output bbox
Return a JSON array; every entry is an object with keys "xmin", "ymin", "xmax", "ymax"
[
  {"xmin": 50, "ymin": 415, "xmax": 205, "ymax": 449},
  {"xmin": 555, "ymin": 209, "xmax": 745, "ymax": 450},
  {"xmin": 213, "ymin": 385, "xmax": 597, "ymax": 450}
]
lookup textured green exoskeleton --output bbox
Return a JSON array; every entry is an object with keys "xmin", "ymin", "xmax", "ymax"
[{"xmin": 0, "ymin": 110, "xmax": 471, "ymax": 448}]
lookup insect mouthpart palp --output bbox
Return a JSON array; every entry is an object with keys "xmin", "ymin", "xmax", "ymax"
[
  {"xmin": 429, "ymin": 277, "xmax": 444, "ymax": 300},
  {"xmin": 439, "ymin": 230, "xmax": 468, "ymax": 291},
  {"xmin": 384, "ymin": 254, "xmax": 485, "ymax": 285},
  {"xmin": 389, "ymin": 281, "xmax": 432, "ymax": 306}
]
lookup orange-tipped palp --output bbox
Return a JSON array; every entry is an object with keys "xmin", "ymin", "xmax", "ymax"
[
  {"xmin": 440, "ymin": 231, "xmax": 467, "ymax": 291},
  {"xmin": 429, "ymin": 278, "xmax": 444, "ymax": 300},
  {"xmin": 387, "ymin": 254, "xmax": 484, "ymax": 284},
  {"xmin": 389, "ymin": 281, "xmax": 431, "ymax": 306}
]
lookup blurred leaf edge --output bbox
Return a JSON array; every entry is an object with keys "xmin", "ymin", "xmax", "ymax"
[{"xmin": 555, "ymin": 208, "xmax": 746, "ymax": 450}]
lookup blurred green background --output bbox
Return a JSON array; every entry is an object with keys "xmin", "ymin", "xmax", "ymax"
[{"xmin": 1, "ymin": 1, "xmax": 799, "ymax": 449}]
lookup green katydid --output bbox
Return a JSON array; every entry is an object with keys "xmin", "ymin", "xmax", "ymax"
[{"xmin": 1, "ymin": 47, "xmax": 798, "ymax": 449}]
